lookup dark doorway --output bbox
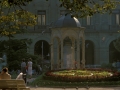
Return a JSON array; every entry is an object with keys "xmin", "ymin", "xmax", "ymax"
[
  {"xmin": 109, "ymin": 40, "xmax": 120, "ymax": 63},
  {"xmin": 34, "ymin": 40, "xmax": 50, "ymax": 60},
  {"xmin": 85, "ymin": 40, "xmax": 94, "ymax": 65}
]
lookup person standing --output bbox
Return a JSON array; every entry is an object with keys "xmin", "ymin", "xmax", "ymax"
[
  {"xmin": 37, "ymin": 65, "xmax": 42, "ymax": 75},
  {"xmin": 0, "ymin": 67, "xmax": 11, "ymax": 79},
  {"xmin": 27, "ymin": 58, "xmax": 33, "ymax": 79},
  {"xmin": 21, "ymin": 58, "xmax": 26, "ymax": 74},
  {"xmin": 112, "ymin": 61, "xmax": 116, "ymax": 69},
  {"xmin": 39, "ymin": 65, "xmax": 42, "ymax": 74}
]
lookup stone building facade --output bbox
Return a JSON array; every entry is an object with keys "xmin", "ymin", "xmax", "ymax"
[{"xmin": 1, "ymin": 0, "xmax": 120, "ymax": 69}]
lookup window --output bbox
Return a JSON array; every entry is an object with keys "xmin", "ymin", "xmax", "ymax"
[
  {"xmin": 87, "ymin": 16, "xmax": 91, "ymax": 25},
  {"xmin": 37, "ymin": 10, "xmax": 46, "ymax": 25},
  {"xmin": 116, "ymin": 14, "xmax": 119, "ymax": 25},
  {"xmin": 112, "ymin": 10, "xmax": 120, "ymax": 25}
]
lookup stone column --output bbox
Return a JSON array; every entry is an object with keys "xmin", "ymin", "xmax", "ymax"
[
  {"xmin": 76, "ymin": 38, "xmax": 80, "ymax": 69},
  {"xmin": 50, "ymin": 38, "xmax": 54, "ymax": 70},
  {"xmin": 82, "ymin": 38, "xmax": 85, "ymax": 68},
  {"xmin": 72, "ymin": 40, "xmax": 75, "ymax": 69},
  {"xmin": 57, "ymin": 41, "xmax": 60, "ymax": 69},
  {"xmin": 61, "ymin": 39, "xmax": 63, "ymax": 69}
]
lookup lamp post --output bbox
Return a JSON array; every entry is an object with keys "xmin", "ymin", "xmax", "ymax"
[
  {"xmin": 42, "ymin": 41, "xmax": 43, "ymax": 60},
  {"xmin": 41, "ymin": 41, "xmax": 44, "ymax": 69}
]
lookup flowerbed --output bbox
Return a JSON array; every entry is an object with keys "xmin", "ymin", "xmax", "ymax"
[{"xmin": 43, "ymin": 69, "xmax": 120, "ymax": 82}]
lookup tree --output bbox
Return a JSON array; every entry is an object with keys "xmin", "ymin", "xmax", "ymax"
[
  {"xmin": 0, "ymin": 0, "xmax": 36, "ymax": 37},
  {"xmin": 58, "ymin": 0, "xmax": 120, "ymax": 17},
  {"xmin": 0, "ymin": 39, "xmax": 40, "ymax": 70},
  {"xmin": 0, "ymin": 0, "xmax": 38, "ymax": 70}
]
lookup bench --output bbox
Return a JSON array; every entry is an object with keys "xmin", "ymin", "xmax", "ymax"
[{"xmin": 0, "ymin": 79, "xmax": 30, "ymax": 90}]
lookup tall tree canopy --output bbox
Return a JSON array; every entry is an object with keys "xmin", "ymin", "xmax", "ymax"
[
  {"xmin": 59, "ymin": 0, "xmax": 120, "ymax": 17},
  {"xmin": 0, "ymin": 0, "xmax": 36, "ymax": 37}
]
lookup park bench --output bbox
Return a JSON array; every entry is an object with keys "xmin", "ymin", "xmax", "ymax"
[{"xmin": 0, "ymin": 79, "xmax": 30, "ymax": 90}]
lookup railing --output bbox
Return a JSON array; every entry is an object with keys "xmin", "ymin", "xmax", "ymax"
[
  {"xmin": 52, "ymin": 64, "xmax": 101, "ymax": 69},
  {"xmin": 27, "ymin": 25, "xmax": 49, "ymax": 33},
  {"xmin": 109, "ymin": 25, "xmax": 120, "ymax": 31},
  {"xmin": 85, "ymin": 65, "xmax": 101, "ymax": 68},
  {"xmin": 83, "ymin": 25, "xmax": 120, "ymax": 32},
  {"xmin": 26, "ymin": 24, "xmax": 120, "ymax": 33}
]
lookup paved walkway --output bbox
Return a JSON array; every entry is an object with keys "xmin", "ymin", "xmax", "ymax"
[
  {"xmin": 29, "ymin": 87, "xmax": 120, "ymax": 90},
  {"xmin": 27, "ymin": 78, "xmax": 120, "ymax": 90}
]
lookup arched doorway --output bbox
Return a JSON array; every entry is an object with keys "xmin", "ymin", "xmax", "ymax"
[
  {"xmin": 85, "ymin": 40, "xmax": 94, "ymax": 65},
  {"xmin": 34, "ymin": 40, "xmax": 50, "ymax": 60},
  {"xmin": 109, "ymin": 40, "xmax": 120, "ymax": 63}
]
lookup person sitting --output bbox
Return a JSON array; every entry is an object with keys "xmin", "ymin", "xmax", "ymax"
[
  {"xmin": 0, "ymin": 67, "xmax": 11, "ymax": 79},
  {"xmin": 16, "ymin": 72, "xmax": 27, "ymax": 83},
  {"xmin": 16, "ymin": 72, "xmax": 23, "ymax": 80}
]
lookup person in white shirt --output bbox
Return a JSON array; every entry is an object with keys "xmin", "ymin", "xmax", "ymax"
[{"xmin": 27, "ymin": 58, "xmax": 33, "ymax": 79}]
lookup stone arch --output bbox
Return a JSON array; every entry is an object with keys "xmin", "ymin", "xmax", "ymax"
[
  {"xmin": 53, "ymin": 36, "xmax": 61, "ymax": 41},
  {"xmin": 105, "ymin": 36, "xmax": 118, "ymax": 47},
  {"xmin": 28, "ymin": 36, "xmax": 50, "ymax": 54},
  {"xmin": 104, "ymin": 36, "xmax": 119, "ymax": 63},
  {"xmin": 32, "ymin": 36, "xmax": 50, "ymax": 47},
  {"xmin": 85, "ymin": 37, "xmax": 98, "ymax": 48},
  {"xmin": 34, "ymin": 40, "xmax": 50, "ymax": 59},
  {"xmin": 62, "ymin": 30, "xmax": 78, "ymax": 39}
]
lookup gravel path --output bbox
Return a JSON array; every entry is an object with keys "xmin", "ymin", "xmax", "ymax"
[{"xmin": 29, "ymin": 87, "xmax": 120, "ymax": 90}]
